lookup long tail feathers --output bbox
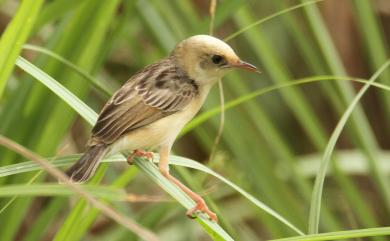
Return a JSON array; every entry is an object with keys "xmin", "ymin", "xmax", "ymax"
[{"xmin": 66, "ymin": 145, "xmax": 107, "ymax": 183}]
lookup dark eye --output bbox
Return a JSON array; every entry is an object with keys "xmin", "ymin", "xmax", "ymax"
[{"xmin": 211, "ymin": 55, "xmax": 224, "ymax": 65}]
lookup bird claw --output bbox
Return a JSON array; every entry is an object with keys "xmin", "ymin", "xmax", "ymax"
[
  {"xmin": 186, "ymin": 200, "xmax": 218, "ymax": 222},
  {"xmin": 127, "ymin": 149, "xmax": 153, "ymax": 165}
]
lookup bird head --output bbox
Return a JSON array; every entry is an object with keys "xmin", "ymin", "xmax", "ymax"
[{"xmin": 172, "ymin": 35, "xmax": 257, "ymax": 86}]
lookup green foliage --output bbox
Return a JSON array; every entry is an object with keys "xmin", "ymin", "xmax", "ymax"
[
  {"xmin": 0, "ymin": 0, "xmax": 44, "ymax": 98},
  {"xmin": 1, "ymin": 0, "xmax": 390, "ymax": 240}
]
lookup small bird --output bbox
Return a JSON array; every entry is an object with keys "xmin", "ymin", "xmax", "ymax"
[{"xmin": 66, "ymin": 35, "xmax": 257, "ymax": 221}]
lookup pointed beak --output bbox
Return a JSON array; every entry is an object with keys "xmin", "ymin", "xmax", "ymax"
[{"xmin": 230, "ymin": 60, "xmax": 258, "ymax": 72}]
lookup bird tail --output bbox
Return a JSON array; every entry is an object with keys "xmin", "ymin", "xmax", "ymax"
[{"xmin": 66, "ymin": 144, "xmax": 108, "ymax": 183}]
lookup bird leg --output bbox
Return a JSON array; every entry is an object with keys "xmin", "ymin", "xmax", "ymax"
[
  {"xmin": 159, "ymin": 145, "xmax": 217, "ymax": 222},
  {"xmin": 127, "ymin": 149, "xmax": 153, "ymax": 165}
]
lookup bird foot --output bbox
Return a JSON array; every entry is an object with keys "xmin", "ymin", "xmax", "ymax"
[
  {"xmin": 186, "ymin": 199, "xmax": 218, "ymax": 222},
  {"xmin": 127, "ymin": 149, "xmax": 153, "ymax": 165}
]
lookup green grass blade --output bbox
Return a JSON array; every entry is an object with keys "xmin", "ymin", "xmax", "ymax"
[
  {"xmin": 270, "ymin": 227, "xmax": 390, "ymax": 241},
  {"xmin": 15, "ymin": 57, "xmax": 97, "ymax": 125},
  {"xmin": 0, "ymin": 184, "xmax": 128, "ymax": 201},
  {"xmin": 308, "ymin": 60, "xmax": 390, "ymax": 234},
  {"xmin": 0, "ymin": 0, "xmax": 44, "ymax": 98}
]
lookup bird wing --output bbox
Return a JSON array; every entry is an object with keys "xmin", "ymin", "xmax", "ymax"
[{"xmin": 90, "ymin": 60, "xmax": 198, "ymax": 145}]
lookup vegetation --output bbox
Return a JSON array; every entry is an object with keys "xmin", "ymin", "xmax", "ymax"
[{"xmin": 0, "ymin": 0, "xmax": 389, "ymax": 240}]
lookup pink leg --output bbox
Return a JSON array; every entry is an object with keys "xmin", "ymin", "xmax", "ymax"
[
  {"xmin": 159, "ymin": 145, "xmax": 217, "ymax": 222},
  {"xmin": 127, "ymin": 149, "xmax": 153, "ymax": 165}
]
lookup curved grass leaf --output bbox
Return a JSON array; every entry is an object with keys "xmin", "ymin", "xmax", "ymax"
[
  {"xmin": 308, "ymin": 60, "xmax": 390, "ymax": 233},
  {"xmin": 15, "ymin": 57, "xmax": 97, "ymax": 125}
]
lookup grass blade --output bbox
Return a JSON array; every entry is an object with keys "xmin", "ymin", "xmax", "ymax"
[
  {"xmin": 308, "ymin": 60, "xmax": 390, "ymax": 233},
  {"xmin": 0, "ymin": 184, "xmax": 128, "ymax": 201},
  {"xmin": 15, "ymin": 57, "xmax": 97, "ymax": 125},
  {"xmin": 270, "ymin": 227, "xmax": 390, "ymax": 241},
  {"xmin": 0, "ymin": 0, "xmax": 44, "ymax": 98}
]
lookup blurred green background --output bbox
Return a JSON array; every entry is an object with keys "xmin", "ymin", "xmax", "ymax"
[{"xmin": 0, "ymin": 0, "xmax": 390, "ymax": 240}]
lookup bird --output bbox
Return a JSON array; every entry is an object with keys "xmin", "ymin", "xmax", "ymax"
[{"xmin": 66, "ymin": 35, "xmax": 257, "ymax": 222}]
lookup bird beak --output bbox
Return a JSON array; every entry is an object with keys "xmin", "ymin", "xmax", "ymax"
[{"xmin": 230, "ymin": 60, "xmax": 258, "ymax": 72}]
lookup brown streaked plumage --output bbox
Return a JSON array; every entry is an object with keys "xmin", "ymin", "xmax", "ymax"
[
  {"xmin": 66, "ymin": 35, "xmax": 257, "ymax": 222},
  {"xmin": 90, "ymin": 57, "xmax": 199, "ymax": 145}
]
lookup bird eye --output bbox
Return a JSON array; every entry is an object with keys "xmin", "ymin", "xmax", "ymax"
[{"xmin": 211, "ymin": 55, "xmax": 224, "ymax": 65}]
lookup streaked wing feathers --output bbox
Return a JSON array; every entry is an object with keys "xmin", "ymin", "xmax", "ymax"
[{"xmin": 90, "ymin": 58, "xmax": 198, "ymax": 144}]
